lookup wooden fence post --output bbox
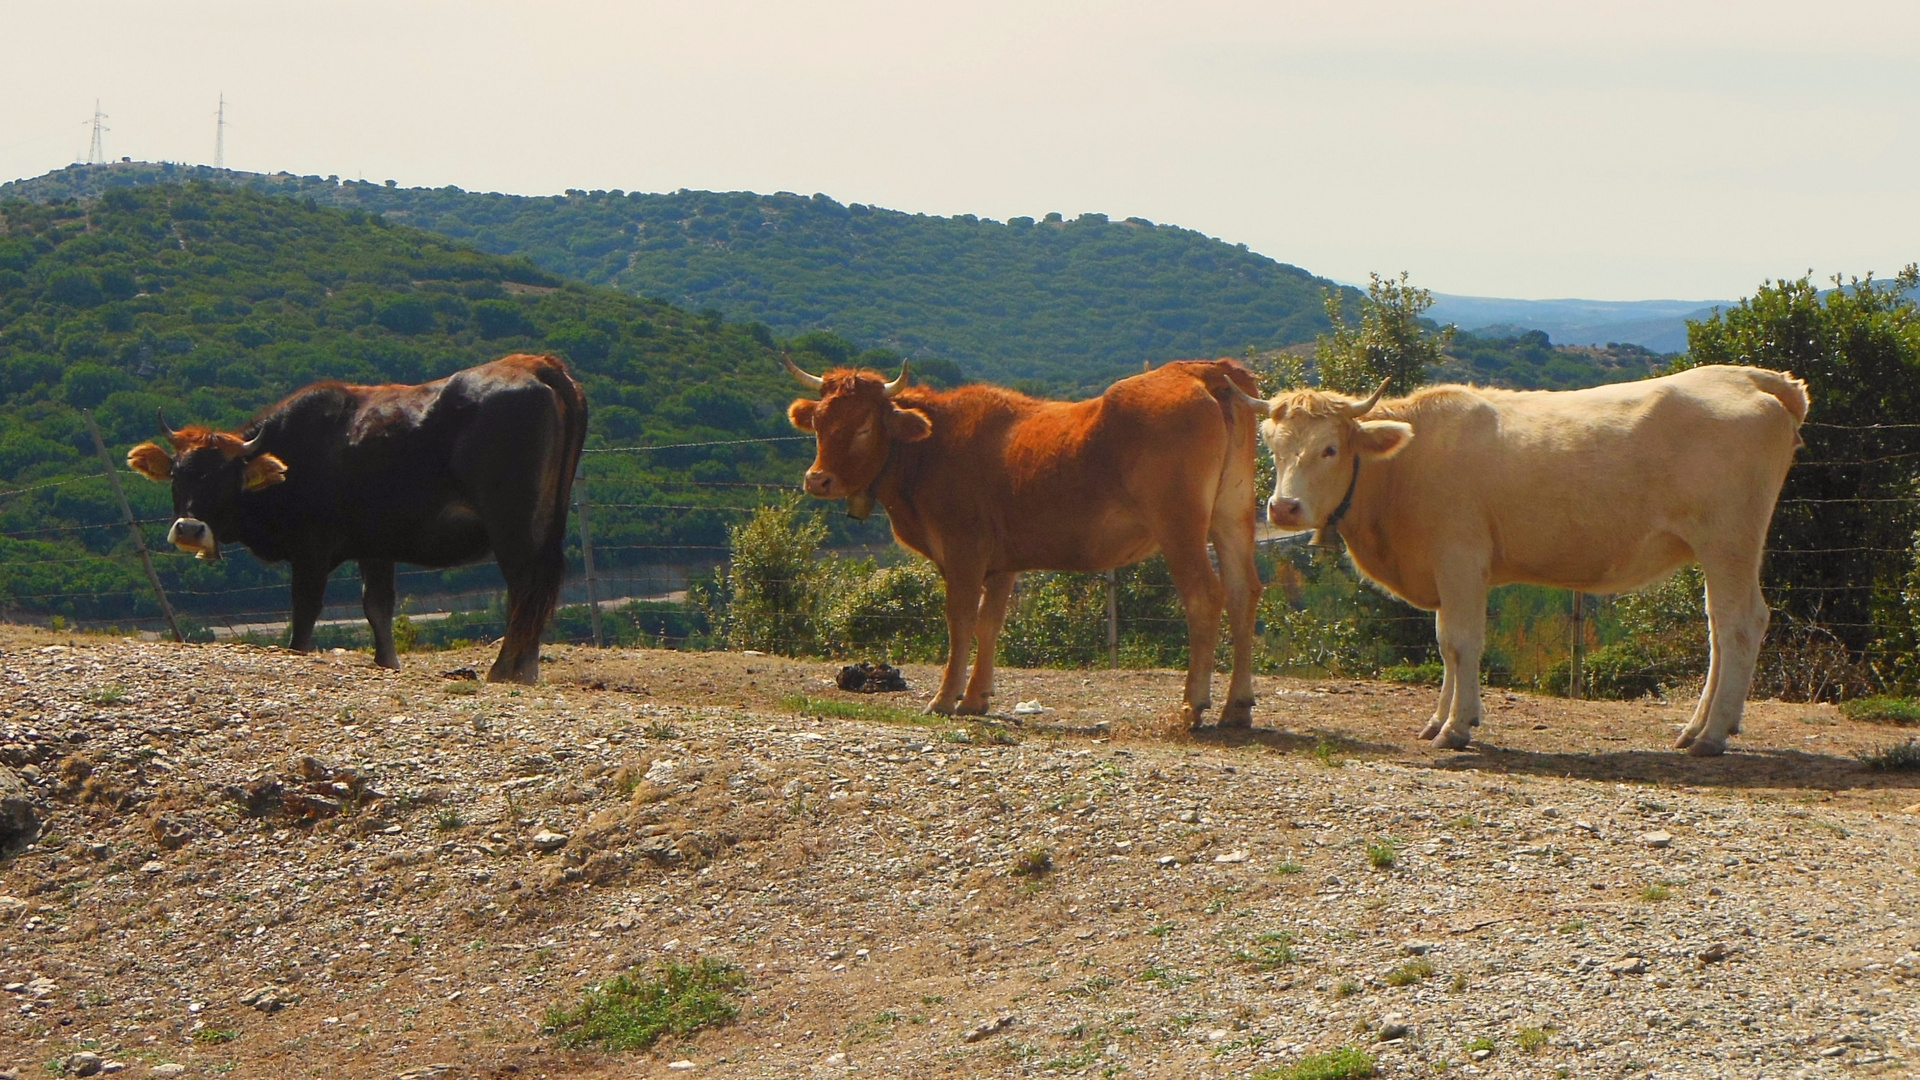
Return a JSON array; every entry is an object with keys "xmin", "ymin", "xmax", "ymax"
[
  {"xmin": 84, "ymin": 410, "xmax": 184, "ymax": 643},
  {"xmin": 575, "ymin": 463, "xmax": 602, "ymax": 648},
  {"xmin": 1106, "ymin": 569, "xmax": 1119, "ymax": 668},
  {"xmin": 1569, "ymin": 590, "xmax": 1586, "ymax": 699}
]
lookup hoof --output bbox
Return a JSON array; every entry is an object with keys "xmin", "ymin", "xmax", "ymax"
[
  {"xmin": 1418, "ymin": 718, "xmax": 1443, "ymax": 740},
  {"xmin": 1685, "ymin": 737, "xmax": 1727, "ymax": 758},
  {"xmin": 1218, "ymin": 699, "xmax": 1254, "ymax": 729},
  {"xmin": 1432, "ymin": 727, "xmax": 1472, "ymax": 750},
  {"xmin": 926, "ymin": 698, "xmax": 959, "ymax": 716},
  {"xmin": 1178, "ymin": 703, "xmax": 1203, "ymax": 732},
  {"xmin": 955, "ymin": 700, "xmax": 990, "ymax": 717}
]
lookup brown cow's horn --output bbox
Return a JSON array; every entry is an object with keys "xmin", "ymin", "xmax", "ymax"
[
  {"xmin": 782, "ymin": 352, "xmax": 825, "ymax": 391},
  {"xmin": 883, "ymin": 360, "xmax": 910, "ymax": 398},
  {"xmin": 1348, "ymin": 377, "xmax": 1392, "ymax": 417}
]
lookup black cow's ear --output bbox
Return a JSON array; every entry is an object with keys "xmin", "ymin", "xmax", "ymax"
[
  {"xmin": 884, "ymin": 406, "xmax": 932, "ymax": 442},
  {"xmin": 787, "ymin": 399, "xmax": 818, "ymax": 432},
  {"xmin": 242, "ymin": 454, "xmax": 288, "ymax": 492},
  {"xmin": 127, "ymin": 442, "xmax": 174, "ymax": 481}
]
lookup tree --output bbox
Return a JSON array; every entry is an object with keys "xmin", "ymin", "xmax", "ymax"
[
  {"xmin": 1682, "ymin": 267, "xmax": 1920, "ymax": 687},
  {"xmin": 1314, "ymin": 271, "xmax": 1454, "ymax": 397}
]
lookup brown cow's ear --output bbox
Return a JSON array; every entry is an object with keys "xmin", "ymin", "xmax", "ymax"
[
  {"xmin": 1355, "ymin": 420, "xmax": 1412, "ymax": 460},
  {"xmin": 241, "ymin": 454, "xmax": 288, "ymax": 492},
  {"xmin": 884, "ymin": 406, "xmax": 932, "ymax": 442},
  {"xmin": 127, "ymin": 442, "xmax": 174, "ymax": 481},
  {"xmin": 788, "ymin": 399, "xmax": 818, "ymax": 432}
]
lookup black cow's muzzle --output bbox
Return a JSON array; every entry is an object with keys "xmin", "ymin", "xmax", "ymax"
[{"xmin": 167, "ymin": 518, "xmax": 220, "ymax": 561}]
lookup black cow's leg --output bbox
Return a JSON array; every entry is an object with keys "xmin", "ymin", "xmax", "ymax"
[
  {"xmin": 287, "ymin": 559, "xmax": 330, "ymax": 655},
  {"xmin": 361, "ymin": 559, "xmax": 400, "ymax": 671}
]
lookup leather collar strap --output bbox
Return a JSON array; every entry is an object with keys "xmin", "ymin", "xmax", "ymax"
[{"xmin": 1311, "ymin": 453, "xmax": 1362, "ymax": 551}]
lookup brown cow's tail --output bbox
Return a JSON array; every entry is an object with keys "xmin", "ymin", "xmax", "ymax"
[{"xmin": 1748, "ymin": 368, "xmax": 1810, "ymax": 446}]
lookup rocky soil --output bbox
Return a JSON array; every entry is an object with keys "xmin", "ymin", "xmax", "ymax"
[{"xmin": 1, "ymin": 625, "xmax": 1917, "ymax": 1079}]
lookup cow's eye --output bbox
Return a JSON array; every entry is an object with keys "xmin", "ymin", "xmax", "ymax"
[{"xmin": 1321, "ymin": 445, "xmax": 1337, "ymax": 458}]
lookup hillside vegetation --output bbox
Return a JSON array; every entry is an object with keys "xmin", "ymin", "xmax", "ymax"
[
  {"xmin": 0, "ymin": 182, "xmax": 889, "ymax": 626},
  {"xmin": 5, "ymin": 164, "xmax": 1348, "ymax": 389}
]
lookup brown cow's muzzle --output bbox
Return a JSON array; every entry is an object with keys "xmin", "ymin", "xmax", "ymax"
[{"xmin": 167, "ymin": 518, "xmax": 220, "ymax": 561}]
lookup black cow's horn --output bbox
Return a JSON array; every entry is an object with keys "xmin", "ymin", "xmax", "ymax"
[
  {"xmin": 782, "ymin": 352, "xmax": 825, "ymax": 391},
  {"xmin": 237, "ymin": 429, "xmax": 266, "ymax": 456},
  {"xmin": 157, "ymin": 407, "xmax": 180, "ymax": 441},
  {"xmin": 1347, "ymin": 377, "xmax": 1392, "ymax": 417},
  {"xmin": 883, "ymin": 360, "xmax": 910, "ymax": 398}
]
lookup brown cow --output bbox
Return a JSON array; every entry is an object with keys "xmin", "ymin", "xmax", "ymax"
[
  {"xmin": 1246, "ymin": 365, "xmax": 1807, "ymax": 755},
  {"xmin": 785, "ymin": 357, "xmax": 1266, "ymax": 727}
]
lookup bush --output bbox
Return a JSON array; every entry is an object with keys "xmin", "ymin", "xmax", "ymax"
[
  {"xmin": 819, "ymin": 556, "xmax": 946, "ymax": 663},
  {"xmin": 1840, "ymin": 697, "xmax": 1920, "ymax": 725},
  {"xmin": 544, "ymin": 958, "xmax": 743, "ymax": 1051},
  {"xmin": 715, "ymin": 497, "xmax": 829, "ymax": 654}
]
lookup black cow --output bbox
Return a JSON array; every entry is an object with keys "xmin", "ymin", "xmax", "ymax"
[{"xmin": 128, "ymin": 354, "xmax": 588, "ymax": 684}]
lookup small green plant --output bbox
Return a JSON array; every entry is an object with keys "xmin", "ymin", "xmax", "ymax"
[
  {"xmin": 1839, "ymin": 696, "xmax": 1920, "ymax": 725},
  {"xmin": 192, "ymin": 1027, "xmax": 240, "ymax": 1045},
  {"xmin": 1859, "ymin": 738, "xmax": 1920, "ymax": 771},
  {"xmin": 1273, "ymin": 861, "xmax": 1304, "ymax": 876},
  {"xmin": 1384, "ymin": 958, "xmax": 1434, "ymax": 987},
  {"xmin": 1311, "ymin": 733, "xmax": 1343, "ymax": 768},
  {"xmin": 84, "ymin": 683, "xmax": 127, "ymax": 706},
  {"xmin": 1253, "ymin": 1045, "xmax": 1377, "ymax": 1080},
  {"xmin": 1380, "ymin": 661, "xmax": 1444, "ymax": 685},
  {"xmin": 1365, "ymin": 839, "xmax": 1397, "ymax": 869},
  {"xmin": 1011, "ymin": 848, "xmax": 1053, "ymax": 877},
  {"xmin": 1639, "ymin": 884, "xmax": 1672, "ymax": 902},
  {"xmin": 444, "ymin": 681, "xmax": 479, "ymax": 697},
  {"xmin": 844, "ymin": 1010, "xmax": 900, "ymax": 1045},
  {"xmin": 1145, "ymin": 922, "xmax": 1176, "ymax": 938},
  {"xmin": 1516, "ymin": 1027, "xmax": 1549, "ymax": 1053},
  {"xmin": 1463, "ymin": 1036, "xmax": 1496, "ymax": 1055},
  {"xmin": 1445, "ymin": 814, "xmax": 1475, "ymax": 830},
  {"xmin": 1334, "ymin": 979, "xmax": 1362, "ymax": 998},
  {"xmin": 544, "ymin": 958, "xmax": 744, "ymax": 1051},
  {"xmin": 781, "ymin": 693, "xmax": 925, "ymax": 727},
  {"xmin": 1449, "ymin": 971, "xmax": 1468, "ymax": 992},
  {"xmin": 646, "ymin": 720, "xmax": 681, "ymax": 740},
  {"xmin": 1235, "ymin": 932, "xmax": 1297, "ymax": 970},
  {"xmin": 1136, "ymin": 965, "xmax": 1194, "ymax": 989},
  {"xmin": 434, "ymin": 808, "xmax": 465, "ymax": 833},
  {"xmin": 920, "ymin": 994, "xmax": 944, "ymax": 1005},
  {"xmin": 1555, "ymin": 919, "xmax": 1586, "ymax": 934}
]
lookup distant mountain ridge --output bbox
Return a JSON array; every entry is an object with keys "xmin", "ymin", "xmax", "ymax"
[
  {"xmin": 1, "ymin": 162, "xmax": 1348, "ymax": 389},
  {"xmin": 1426, "ymin": 294, "xmax": 1728, "ymax": 354}
]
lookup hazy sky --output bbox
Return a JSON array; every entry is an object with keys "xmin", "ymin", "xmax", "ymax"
[{"xmin": 4, "ymin": 1, "xmax": 1917, "ymax": 300}]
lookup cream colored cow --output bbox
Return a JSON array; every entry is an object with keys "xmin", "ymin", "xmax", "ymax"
[{"xmin": 1247, "ymin": 365, "xmax": 1807, "ymax": 756}]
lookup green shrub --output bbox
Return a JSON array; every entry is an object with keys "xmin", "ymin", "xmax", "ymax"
[
  {"xmin": 544, "ymin": 958, "xmax": 744, "ymax": 1052},
  {"xmin": 1254, "ymin": 1046, "xmax": 1376, "ymax": 1080},
  {"xmin": 1380, "ymin": 661, "xmax": 1443, "ymax": 685},
  {"xmin": 716, "ymin": 497, "xmax": 829, "ymax": 654},
  {"xmin": 1840, "ymin": 697, "xmax": 1920, "ymax": 725},
  {"xmin": 1859, "ymin": 738, "xmax": 1920, "ymax": 771},
  {"xmin": 819, "ymin": 556, "xmax": 947, "ymax": 662}
]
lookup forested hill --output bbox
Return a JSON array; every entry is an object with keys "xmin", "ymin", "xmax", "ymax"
[
  {"xmin": 3, "ymin": 163, "xmax": 1347, "ymax": 388},
  {"xmin": 0, "ymin": 181, "xmax": 889, "ymax": 625}
]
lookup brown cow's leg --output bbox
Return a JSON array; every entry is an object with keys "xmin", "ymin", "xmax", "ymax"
[
  {"xmin": 930, "ymin": 564, "xmax": 986, "ymax": 714},
  {"xmin": 287, "ymin": 559, "xmax": 330, "ymax": 655},
  {"xmin": 958, "ymin": 571, "xmax": 1017, "ymax": 715},
  {"xmin": 1162, "ymin": 539, "xmax": 1226, "ymax": 730},
  {"xmin": 361, "ymin": 559, "xmax": 400, "ymax": 670},
  {"xmin": 1211, "ymin": 525, "xmax": 1261, "ymax": 728}
]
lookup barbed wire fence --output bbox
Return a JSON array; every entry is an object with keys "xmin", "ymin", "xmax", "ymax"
[{"xmin": 0, "ymin": 420, "xmax": 1913, "ymax": 703}]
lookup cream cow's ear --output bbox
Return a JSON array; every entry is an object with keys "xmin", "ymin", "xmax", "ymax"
[{"xmin": 1355, "ymin": 420, "xmax": 1412, "ymax": 460}]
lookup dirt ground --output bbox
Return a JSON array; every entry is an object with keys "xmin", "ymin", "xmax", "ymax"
[{"xmin": 2, "ymin": 626, "xmax": 1917, "ymax": 1080}]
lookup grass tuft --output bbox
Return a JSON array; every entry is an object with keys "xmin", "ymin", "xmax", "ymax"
[
  {"xmin": 1254, "ymin": 1046, "xmax": 1377, "ymax": 1080},
  {"xmin": 1859, "ymin": 738, "xmax": 1920, "ymax": 771},
  {"xmin": 1839, "ymin": 696, "xmax": 1920, "ymax": 725},
  {"xmin": 544, "ymin": 958, "xmax": 743, "ymax": 1051},
  {"xmin": 1384, "ymin": 958, "xmax": 1434, "ymax": 987},
  {"xmin": 192, "ymin": 1028, "xmax": 240, "ymax": 1044},
  {"xmin": 1639, "ymin": 884, "xmax": 1672, "ymax": 902},
  {"xmin": 1516, "ymin": 1026, "xmax": 1550, "ymax": 1053},
  {"xmin": 1365, "ymin": 839, "xmax": 1397, "ymax": 869},
  {"xmin": 1011, "ymin": 847, "xmax": 1053, "ymax": 877},
  {"xmin": 1234, "ymin": 931, "xmax": 1297, "ymax": 970}
]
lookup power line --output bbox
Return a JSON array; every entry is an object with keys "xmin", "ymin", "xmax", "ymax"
[
  {"xmin": 84, "ymin": 100, "xmax": 109, "ymax": 165},
  {"xmin": 214, "ymin": 93, "xmax": 229, "ymax": 169}
]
